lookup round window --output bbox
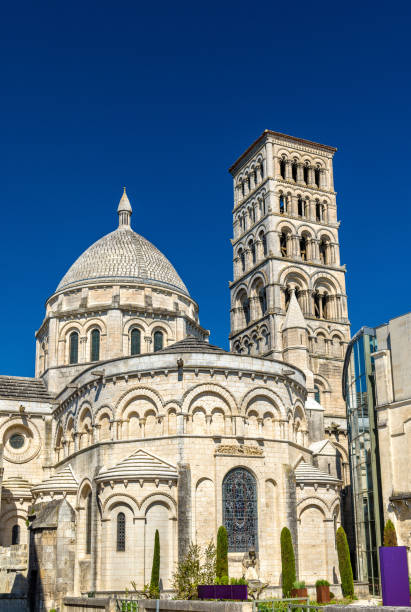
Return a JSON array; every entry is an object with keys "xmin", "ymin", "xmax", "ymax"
[{"xmin": 9, "ymin": 433, "xmax": 25, "ymax": 449}]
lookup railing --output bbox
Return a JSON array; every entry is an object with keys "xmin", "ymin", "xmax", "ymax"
[{"xmin": 253, "ymin": 598, "xmax": 320, "ymax": 612}]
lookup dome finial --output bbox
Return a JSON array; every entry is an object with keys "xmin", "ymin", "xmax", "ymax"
[{"xmin": 117, "ymin": 187, "xmax": 132, "ymax": 228}]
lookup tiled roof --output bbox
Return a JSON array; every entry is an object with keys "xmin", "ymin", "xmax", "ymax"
[
  {"xmin": 56, "ymin": 226, "xmax": 189, "ymax": 296},
  {"xmin": 2, "ymin": 476, "xmax": 32, "ymax": 498},
  {"xmin": 96, "ymin": 448, "xmax": 178, "ymax": 482},
  {"xmin": 0, "ymin": 376, "xmax": 53, "ymax": 401},
  {"xmin": 295, "ymin": 461, "xmax": 341, "ymax": 484},
  {"xmin": 32, "ymin": 464, "xmax": 79, "ymax": 494},
  {"xmin": 159, "ymin": 336, "xmax": 227, "ymax": 354}
]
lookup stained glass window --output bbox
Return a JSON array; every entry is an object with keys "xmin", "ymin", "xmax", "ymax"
[
  {"xmin": 154, "ymin": 331, "xmax": 163, "ymax": 352},
  {"xmin": 130, "ymin": 328, "xmax": 141, "ymax": 355},
  {"xmin": 91, "ymin": 329, "xmax": 100, "ymax": 362},
  {"xmin": 11, "ymin": 524, "xmax": 20, "ymax": 545},
  {"xmin": 117, "ymin": 512, "xmax": 126, "ymax": 551},
  {"xmin": 223, "ymin": 468, "xmax": 258, "ymax": 552},
  {"xmin": 69, "ymin": 331, "xmax": 79, "ymax": 364}
]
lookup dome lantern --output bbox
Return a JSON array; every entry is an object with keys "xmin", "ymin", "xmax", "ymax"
[{"xmin": 117, "ymin": 187, "xmax": 132, "ymax": 228}]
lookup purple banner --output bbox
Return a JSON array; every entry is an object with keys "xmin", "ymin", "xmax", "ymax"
[{"xmin": 379, "ymin": 546, "xmax": 410, "ymax": 607}]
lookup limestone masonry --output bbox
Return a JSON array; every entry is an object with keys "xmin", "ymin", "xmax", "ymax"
[{"xmin": 0, "ymin": 132, "xmax": 351, "ymax": 611}]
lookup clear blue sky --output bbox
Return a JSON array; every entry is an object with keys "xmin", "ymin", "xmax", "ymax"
[{"xmin": 1, "ymin": 1, "xmax": 410, "ymax": 376}]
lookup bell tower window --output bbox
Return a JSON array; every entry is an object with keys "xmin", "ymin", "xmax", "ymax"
[{"xmin": 280, "ymin": 232, "xmax": 288, "ymax": 257}]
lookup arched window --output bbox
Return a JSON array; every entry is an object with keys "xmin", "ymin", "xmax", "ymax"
[
  {"xmin": 291, "ymin": 161, "xmax": 297, "ymax": 182},
  {"xmin": 298, "ymin": 196, "xmax": 304, "ymax": 217},
  {"xmin": 242, "ymin": 296, "xmax": 250, "ymax": 326},
  {"xmin": 280, "ymin": 232, "xmax": 288, "ymax": 257},
  {"xmin": 249, "ymin": 240, "xmax": 256, "ymax": 265},
  {"xmin": 254, "ymin": 169, "xmax": 258, "ymax": 185},
  {"xmin": 11, "ymin": 524, "xmax": 20, "ymax": 545},
  {"xmin": 319, "ymin": 240, "xmax": 327, "ymax": 264},
  {"xmin": 280, "ymin": 158, "xmax": 286, "ymax": 179},
  {"xmin": 300, "ymin": 236, "xmax": 307, "ymax": 261},
  {"xmin": 303, "ymin": 164, "xmax": 309, "ymax": 184},
  {"xmin": 154, "ymin": 331, "xmax": 164, "ymax": 352},
  {"xmin": 86, "ymin": 492, "xmax": 92, "ymax": 554},
  {"xmin": 315, "ymin": 167, "xmax": 321, "ymax": 187},
  {"xmin": 260, "ymin": 162, "xmax": 264, "ymax": 180},
  {"xmin": 223, "ymin": 468, "xmax": 258, "ymax": 552},
  {"xmin": 117, "ymin": 512, "xmax": 126, "ymax": 552},
  {"xmin": 130, "ymin": 328, "xmax": 141, "ymax": 355},
  {"xmin": 314, "ymin": 385, "xmax": 321, "ymax": 404},
  {"xmin": 90, "ymin": 329, "xmax": 100, "ymax": 362},
  {"xmin": 69, "ymin": 331, "xmax": 79, "ymax": 365},
  {"xmin": 261, "ymin": 232, "xmax": 268, "ymax": 257},
  {"xmin": 279, "ymin": 194, "xmax": 285, "ymax": 214},
  {"xmin": 259, "ymin": 287, "xmax": 267, "ymax": 315},
  {"xmin": 239, "ymin": 248, "xmax": 245, "ymax": 272}
]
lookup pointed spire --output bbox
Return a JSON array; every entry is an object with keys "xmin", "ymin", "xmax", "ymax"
[
  {"xmin": 283, "ymin": 288, "xmax": 307, "ymax": 330},
  {"xmin": 117, "ymin": 187, "xmax": 132, "ymax": 228}
]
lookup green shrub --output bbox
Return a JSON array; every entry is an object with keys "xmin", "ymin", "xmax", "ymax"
[
  {"xmin": 280, "ymin": 527, "xmax": 296, "ymax": 597},
  {"xmin": 383, "ymin": 519, "xmax": 398, "ymax": 547},
  {"xmin": 229, "ymin": 577, "xmax": 247, "ymax": 585},
  {"xmin": 329, "ymin": 592, "xmax": 335, "ymax": 599},
  {"xmin": 315, "ymin": 579, "xmax": 330, "ymax": 587},
  {"xmin": 292, "ymin": 580, "xmax": 306, "ymax": 589},
  {"xmin": 171, "ymin": 541, "xmax": 216, "ymax": 599},
  {"xmin": 336, "ymin": 526, "xmax": 354, "ymax": 597},
  {"xmin": 150, "ymin": 529, "xmax": 160, "ymax": 597},
  {"xmin": 216, "ymin": 525, "xmax": 228, "ymax": 578}
]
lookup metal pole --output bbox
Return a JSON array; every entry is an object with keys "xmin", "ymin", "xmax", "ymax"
[{"xmin": 156, "ymin": 599, "xmax": 160, "ymax": 612}]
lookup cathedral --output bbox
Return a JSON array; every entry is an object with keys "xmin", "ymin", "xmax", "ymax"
[{"xmin": 0, "ymin": 130, "xmax": 351, "ymax": 610}]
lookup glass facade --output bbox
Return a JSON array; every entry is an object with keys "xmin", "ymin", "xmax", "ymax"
[{"xmin": 343, "ymin": 328, "xmax": 383, "ymax": 594}]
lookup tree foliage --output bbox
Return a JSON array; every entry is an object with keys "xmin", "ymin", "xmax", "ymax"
[
  {"xmin": 216, "ymin": 525, "xmax": 228, "ymax": 578},
  {"xmin": 336, "ymin": 526, "xmax": 354, "ymax": 597},
  {"xmin": 280, "ymin": 527, "xmax": 296, "ymax": 597},
  {"xmin": 150, "ymin": 529, "xmax": 160, "ymax": 597},
  {"xmin": 171, "ymin": 541, "xmax": 216, "ymax": 599},
  {"xmin": 383, "ymin": 519, "xmax": 398, "ymax": 547}
]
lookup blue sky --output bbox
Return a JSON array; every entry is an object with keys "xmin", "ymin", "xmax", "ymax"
[{"xmin": 1, "ymin": 1, "xmax": 410, "ymax": 376}]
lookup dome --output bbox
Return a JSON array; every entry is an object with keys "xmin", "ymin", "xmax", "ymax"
[{"xmin": 56, "ymin": 190, "xmax": 189, "ymax": 296}]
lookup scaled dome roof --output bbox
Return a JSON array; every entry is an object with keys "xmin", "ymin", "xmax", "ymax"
[{"xmin": 56, "ymin": 190, "xmax": 189, "ymax": 296}]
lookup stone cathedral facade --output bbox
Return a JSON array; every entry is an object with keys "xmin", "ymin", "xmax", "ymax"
[{"xmin": 0, "ymin": 131, "xmax": 350, "ymax": 611}]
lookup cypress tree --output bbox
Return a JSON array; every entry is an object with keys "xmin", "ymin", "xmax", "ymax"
[
  {"xmin": 150, "ymin": 529, "xmax": 160, "ymax": 596},
  {"xmin": 383, "ymin": 519, "xmax": 398, "ymax": 547},
  {"xmin": 336, "ymin": 526, "xmax": 354, "ymax": 597},
  {"xmin": 216, "ymin": 526, "xmax": 228, "ymax": 578},
  {"xmin": 280, "ymin": 527, "xmax": 296, "ymax": 597}
]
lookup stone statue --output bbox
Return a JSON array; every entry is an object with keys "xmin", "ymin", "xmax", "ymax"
[{"xmin": 242, "ymin": 547, "xmax": 260, "ymax": 582}]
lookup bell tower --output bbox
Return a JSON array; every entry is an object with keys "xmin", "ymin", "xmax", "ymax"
[{"xmin": 228, "ymin": 130, "xmax": 350, "ymax": 434}]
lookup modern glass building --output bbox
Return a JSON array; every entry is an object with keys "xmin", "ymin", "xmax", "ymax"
[{"xmin": 342, "ymin": 328, "xmax": 383, "ymax": 594}]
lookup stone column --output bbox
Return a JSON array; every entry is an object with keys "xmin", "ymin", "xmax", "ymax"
[
  {"xmin": 286, "ymin": 233, "xmax": 293, "ymax": 257},
  {"xmin": 177, "ymin": 463, "xmax": 192, "ymax": 562},
  {"xmin": 320, "ymin": 169, "xmax": 326, "ymax": 189},
  {"xmin": 296, "ymin": 163, "xmax": 304, "ymax": 184},
  {"xmin": 139, "ymin": 417, "xmax": 146, "ymax": 438},
  {"xmin": 265, "ymin": 141, "xmax": 274, "ymax": 176},
  {"xmin": 285, "ymin": 160, "xmax": 292, "ymax": 180},
  {"xmin": 307, "ymin": 166, "xmax": 315, "ymax": 186}
]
